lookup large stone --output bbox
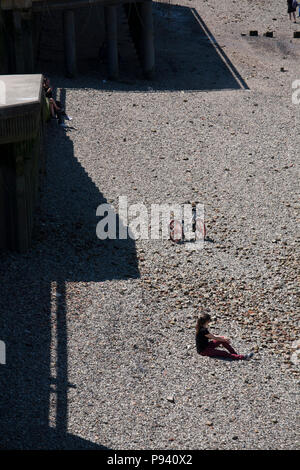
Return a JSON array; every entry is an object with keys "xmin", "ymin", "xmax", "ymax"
[
  {"xmin": 291, "ymin": 339, "xmax": 300, "ymax": 350},
  {"xmin": 291, "ymin": 351, "xmax": 300, "ymax": 365}
]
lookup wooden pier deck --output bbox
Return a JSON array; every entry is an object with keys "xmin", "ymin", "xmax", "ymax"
[{"xmin": 2, "ymin": 0, "xmax": 142, "ymax": 10}]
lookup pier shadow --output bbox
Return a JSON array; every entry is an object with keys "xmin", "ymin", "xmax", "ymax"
[
  {"xmin": 150, "ymin": 3, "xmax": 249, "ymax": 92},
  {"xmin": 0, "ymin": 89, "xmax": 139, "ymax": 449},
  {"xmin": 35, "ymin": 2, "xmax": 248, "ymax": 92}
]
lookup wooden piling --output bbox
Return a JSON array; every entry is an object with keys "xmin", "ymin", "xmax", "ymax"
[
  {"xmin": 105, "ymin": 5, "xmax": 119, "ymax": 80},
  {"xmin": 22, "ymin": 9, "xmax": 34, "ymax": 73},
  {"xmin": 140, "ymin": 1, "xmax": 155, "ymax": 79},
  {"xmin": 13, "ymin": 10, "xmax": 25, "ymax": 73},
  {"xmin": 63, "ymin": 9, "xmax": 77, "ymax": 78}
]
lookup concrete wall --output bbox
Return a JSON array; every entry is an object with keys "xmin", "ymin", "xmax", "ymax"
[{"xmin": 0, "ymin": 74, "xmax": 45, "ymax": 252}]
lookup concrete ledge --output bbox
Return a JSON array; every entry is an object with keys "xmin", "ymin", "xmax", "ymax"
[{"xmin": 0, "ymin": 74, "xmax": 42, "ymax": 143}]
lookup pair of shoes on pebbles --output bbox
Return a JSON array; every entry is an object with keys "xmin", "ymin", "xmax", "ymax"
[
  {"xmin": 59, "ymin": 116, "xmax": 72, "ymax": 127},
  {"xmin": 244, "ymin": 352, "xmax": 254, "ymax": 360}
]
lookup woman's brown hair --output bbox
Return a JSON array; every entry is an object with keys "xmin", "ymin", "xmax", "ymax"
[{"xmin": 195, "ymin": 313, "xmax": 211, "ymax": 334}]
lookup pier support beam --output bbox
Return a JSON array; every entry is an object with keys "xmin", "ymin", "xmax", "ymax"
[
  {"xmin": 63, "ymin": 10, "xmax": 77, "ymax": 78},
  {"xmin": 2, "ymin": 9, "xmax": 34, "ymax": 74},
  {"xmin": 140, "ymin": 1, "xmax": 155, "ymax": 79},
  {"xmin": 22, "ymin": 10, "xmax": 34, "ymax": 73},
  {"xmin": 12, "ymin": 11, "xmax": 25, "ymax": 73},
  {"xmin": 2, "ymin": 11, "xmax": 17, "ymax": 73},
  {"xmin": 105, "ymin": 5, "xmax": 119, "ymax": 80}
]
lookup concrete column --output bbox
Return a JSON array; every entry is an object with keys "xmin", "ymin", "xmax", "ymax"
[
  {"xmin": 140, "ymin": 1, "xmax": 155, "ymax": 79},
  {"xmin": 105, "ymin": 5, "xmax": 119, "ymax": 80},
  {"xmin": 63, "ymin": 10, "xmax": 77, "ymax": 78}
]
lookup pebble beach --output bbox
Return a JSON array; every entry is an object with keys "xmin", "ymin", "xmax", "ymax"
[{"xmin": 0, "ymin": 0, "xmax": 299, "ymax": 450}]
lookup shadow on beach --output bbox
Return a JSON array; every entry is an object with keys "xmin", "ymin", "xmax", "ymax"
[
  {"xmin": 36, "ymin": 2, "xmax": 248, "ymax": 93},
  {"xmin": 0, "ymin": 91, "xmax": 139, "ymax": 448}
]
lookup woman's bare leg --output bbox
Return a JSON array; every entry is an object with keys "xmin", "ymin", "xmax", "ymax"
[
  {"xmin": 50, "ymin": 98, "xmax": 60, "ymax": 112},
  {"xmin": 49, "ymin": 102, "xmax": 56, "ymax": 117},
  {"xmin": 214, "ymin": 340, "xmax": 239, "ymax": 355}
]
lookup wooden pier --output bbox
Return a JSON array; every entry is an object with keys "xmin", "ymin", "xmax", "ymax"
[{"xmin": 0, "ymin": 0, "xmax": 155, "ymax": 79}]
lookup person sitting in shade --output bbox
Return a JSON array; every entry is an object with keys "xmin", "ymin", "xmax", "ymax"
[{"xmin": 43, "ymin": 77, "xmax": 72, "ymax": 127}]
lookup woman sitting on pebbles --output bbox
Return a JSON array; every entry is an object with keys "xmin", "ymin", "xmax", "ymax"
[
  {"xmin": 43, "ymin": 77, "xmax": 72, "ymax": 127},
  {"xmin": 196, "ymin": 313, "xmax": 254, "ymax": 361}
]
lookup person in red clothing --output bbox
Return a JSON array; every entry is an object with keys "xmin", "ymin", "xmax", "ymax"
[{"xmin": 195, "ymin": 313, "xmax": 254, "ymax": 361}]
